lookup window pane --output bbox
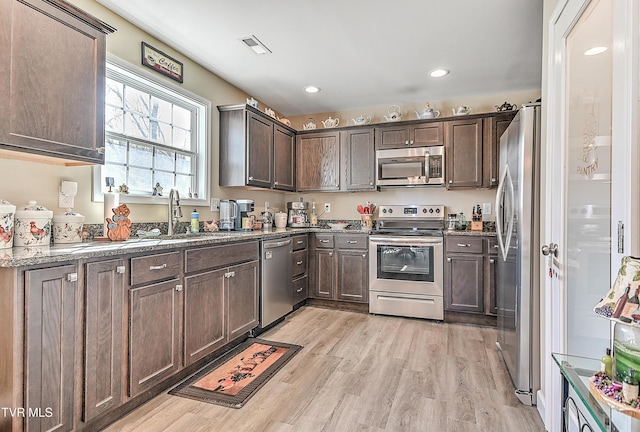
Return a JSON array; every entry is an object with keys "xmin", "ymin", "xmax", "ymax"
[
  {"xmin": 128, "ymin": 167, "xmax": 152, "ymax": 193},
  {"xmin": 102, "ymin": 164, "xmax": 127, "ymax": 192},
  {"xmin": 176, "ymin": 153, "xmax": 192, "ymax": 173},
  {"xmin": 173, "ymin": 127, "xmax": 191, "ymax": 150},
  {"xmin": 155, "ymin": 148, "xmax": 175, "ymax": 171},
  {"xmin": 125, "ymin": 86, "xmax": 150, "ymax": 115},
  {"xmin": 173, "ymin": 105, "xmax": 191, "ymax": 129},
  {"xmin": 149, "ymin": 120, "xmax": 171, "ymax": 144},
  {"xmin": 105, "ymin": 106, "xmax": 124, "ymax": 134},
  {"xmin": 150, "ymin": 96, "xmax": 172, "ymax": 122},
  {"xmin": 125, "ymin": 112, "xmax": 149, "ymax": 140},
  {"xmin": 106, "ymin": 78, "xmax": 124, "ymax": 107},
  {"xmin": 154, "ymin": 171, "xmax": 174, "ymax": 192},
  {"xmin": 105, "ymin": 138, "xmax": 127, "ymax": 164},
  {"xmin": 176, "ymin": 174, "xmax": 192, "ymax": 195},
  {"xmin": 129, "ymin": 143, "xmax": 153, "ymax": 168}
]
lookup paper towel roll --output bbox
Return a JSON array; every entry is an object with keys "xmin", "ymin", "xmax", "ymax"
[{"xmin": 104, "ymin": 192, "xmax": 119, "ymax": 236}]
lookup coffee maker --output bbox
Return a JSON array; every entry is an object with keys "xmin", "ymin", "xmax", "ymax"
[
  {"xmin": 235, "ymin": 199, "xmax": 255, "ymax": 231},
  {"xmin": 219, "ymin": 199, "xmax": 238, "ymax": 231},
  {"xmin": 287, "ymin": 201, "xmax": 309, "ymax": 227}
]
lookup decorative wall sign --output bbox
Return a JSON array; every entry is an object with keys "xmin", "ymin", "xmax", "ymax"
[{"xmin": 141, "ymin": 42, "xmax": 184, "ymax": 83}]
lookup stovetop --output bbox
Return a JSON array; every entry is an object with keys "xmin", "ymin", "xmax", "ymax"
[{"xmin": 375, "ymin": 204, "xmax": 445, "ymax": 235}]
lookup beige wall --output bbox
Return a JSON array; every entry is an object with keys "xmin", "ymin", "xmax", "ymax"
[{"xmin": 0, "ymin": 1, "xmax": 542, "ymax": 227}]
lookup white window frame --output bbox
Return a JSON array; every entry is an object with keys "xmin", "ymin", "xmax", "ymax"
[{"xmin": 93, "ymin": 54, "xmax": 210, "ymax": 205}]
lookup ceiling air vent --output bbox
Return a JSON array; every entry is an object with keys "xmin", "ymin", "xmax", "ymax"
[{"xmin": 240, "ymin": 35, "xmax": 272, "ymax": 55}]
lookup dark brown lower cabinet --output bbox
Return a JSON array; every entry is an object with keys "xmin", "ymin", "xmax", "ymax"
[
  {"xmin": 183, "ymin": 268, "xmax": 226, "ymax": 366},
  {"xmin": 227, "ymin": 260, "xmax": 259, "ymax": 341},
  {"xmin": 444, "ymin": 254, "xmax": 484, "ymax": 313},
  {"xmin": 84, "ymin": 260, "xmax": 125, "ymax": 421},
  {"xmin": 336, "ymin": 249, "xmax": 368, "ymax": 302},
  {"xmin": 129, "ymin": 279, "xmax": 181, "ymax": 397},
  {"xmin": 313, "ymin": 249, "xmax": 335, "ymax": 298},
  {"xmin": 24, "ymin": 265, "xmax": 78, "ymax": 432}
]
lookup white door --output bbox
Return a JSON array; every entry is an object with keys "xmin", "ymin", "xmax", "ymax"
[{"xmin": 543, "ymin": 0, "xmax": 639, "ymax": 430}]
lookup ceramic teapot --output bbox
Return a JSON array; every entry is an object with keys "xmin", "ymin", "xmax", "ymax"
[
  {"xmin": 303, "ymin": 118, "xmax": 317, "ymax": 130},
  {"xmin": 246, "ymin": 97, "xmax": 258, "ymax": 108},
  {"xmin": 415, "ymin": 104, "xmax": 440, "ymax": 119},
  {"xmin": 352, "ymin": 115, "xmax": 371, "ymax": 125},
  {"xmin": 384, "ymin": 104, "xmax": 402, "ymax": 122},
  {"xmin": 452, "ymin": 106, "xmax": 472, "ymax": 116},
  {"xmin": 264, "ymin": 107, "xmax": 276, "ymax": 118},
  {"xmin": 321, "ymin": 117, "xmax": 340, "ymax": 128},
  {"xmin": 496, "ymin": 101, "xmax": 517, "ymax": 112}
]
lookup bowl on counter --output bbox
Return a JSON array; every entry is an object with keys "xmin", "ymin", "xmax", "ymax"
[{"xmin": 327, "ymin": 222, "xmax": 350, "ymax": 230}]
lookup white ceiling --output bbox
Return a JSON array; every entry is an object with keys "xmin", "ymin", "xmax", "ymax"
[{"xmin": 97, "ymin": 0, "xmax": 543, "ymax": 117}]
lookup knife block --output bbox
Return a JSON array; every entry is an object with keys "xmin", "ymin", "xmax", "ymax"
[{"xmin": 471, "ymin": 220, "xmax": 483, "ymax": 232}]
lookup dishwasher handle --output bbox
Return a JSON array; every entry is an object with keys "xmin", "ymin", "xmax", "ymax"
[{"xmin": 263, "ymin": 238, "xmax": 292, "ymax": 249}]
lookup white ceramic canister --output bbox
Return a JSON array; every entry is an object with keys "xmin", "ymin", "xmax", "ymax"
[
  {"xmin": 53, "ymin": 209, "xmax": 85, "ymax": 244},
  {"xmin": 0, "ymin": 199, "xmax": 16, "ymax": 249},
  {"xmin": 14, "ymin": 200, "xmax": 53, "ymax": 246}
]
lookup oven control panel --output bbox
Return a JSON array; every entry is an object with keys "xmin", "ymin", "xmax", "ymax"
[{"xmin": 378, "ymin": 205, "xmax": 445, "ymax": 219}]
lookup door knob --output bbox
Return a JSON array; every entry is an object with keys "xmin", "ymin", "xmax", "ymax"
[{"xmin": 541, "ymin": 243, "xmax": 558, "ymax": 257}]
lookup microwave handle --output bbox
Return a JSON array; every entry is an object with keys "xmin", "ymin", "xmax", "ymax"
[{"xmin": 424, "ymin": 151, "xmax": 430, "ymax": 181}]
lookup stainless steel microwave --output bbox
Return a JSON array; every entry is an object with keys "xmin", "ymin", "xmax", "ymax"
[{"xmin": 376, "ymin": 146, "xmax": 445, "ymax": 187}]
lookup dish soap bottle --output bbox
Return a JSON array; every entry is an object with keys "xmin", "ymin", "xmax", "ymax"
[
  {"xmin": 600, "ymin": 348, "xmax": 613, "ymax": 378},
  {"xmin": 190, "ymin": 209, "xmax": 199, "ymax": 233},
  {"xmin": 623, "ymin": 368, "xmax": 639, "ymax": 402},
  {"xmin": 310, "ymin": 202, "xmax": 318, "ymax": 226}
]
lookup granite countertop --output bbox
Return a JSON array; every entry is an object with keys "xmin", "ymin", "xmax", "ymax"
[
  {"xmin": 444, "ymin": 230, "xmax": 497, "ymax": 237},
  {"xmin": 0, "ymin": 227, "xmax": 370, "ymax": 268}
]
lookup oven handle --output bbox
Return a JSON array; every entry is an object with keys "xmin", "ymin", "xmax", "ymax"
[{"xmin": 369, "ymin": 236, "xmax": 443, "ymax": 246}]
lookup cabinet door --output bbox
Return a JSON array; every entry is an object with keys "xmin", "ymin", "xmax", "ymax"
[
  {"xmin": 183, "ymin": 268, "xmax": 226, "ymax": 366},
  {"xmin": 411, "ymin": 122, "xmax": 444, "ymax": 147},
  {"xmin": 446, "ymin": 119, "xmax": 483, "ymax": 188},
  {"xmin": 375, "ymin": 125, "xmax": 410, "ymax": 149},
  {"xmin": 227, "ymin": 260, "xmax": 259, "ymax": 341},
  {"xmin": 273, "ymin": 124, "xmax": 295, "ymax": 191},
  {"xmin": 337, "ymin": 250, "xmax": 368, "ymax": 303},
  {"xmin": 84, "ymin": 260, "xmax": 124, "ymax": 421},
  {"xmin": 483, "ymin": 114, "xmax": 515, "ymax": 188},
  {"xmin": 0, "ymin": 0, "xmax": 110, "ymax": 163},
  {"xmin": 24, "ymin": 265, "xmax": 77, "ymax": 432},
  {"xmin": 312, "ymin": 249, "xmax": 335, "ymax": 298},
  {"xmin": 296, "ymin": 132, "xmax": 340, "ymax": 191},
  {"xmin": 129, "ymin": 279, "xmax": 181, "ymax": 397},
  {"xmin": 246, "ymin": 112, "xmax": 273, "ymax": 188},
  {"xmin": 341, "ymin": 128, "xmax": 375, "ymax": 190},
  {"xmin": 444, "ymin": 254, "xmax": 484, "ymax": 313},
  {"xmin": 487, "ymin": 255, "xmax": 497, "ymax": 315}
]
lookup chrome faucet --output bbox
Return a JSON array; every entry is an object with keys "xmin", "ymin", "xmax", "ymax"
[{"xmin": 168, "ymin": 189, "xmax": 182, "ymax": 235}]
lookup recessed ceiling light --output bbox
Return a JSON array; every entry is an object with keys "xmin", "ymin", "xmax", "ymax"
[
  {"xmin": 430, "ymin": 69, "xmax": 450, "ymax": 78},
  {"xmin": 584, "ymin": 46, "xmax": 607, "ymax": 56},
  {"xmin": 240, "ymin": 35, "xmax": 272, "ymax": 55},
  {"xmin": 304, "ymin": 86, "xmax": 321, "ymax": 93}
]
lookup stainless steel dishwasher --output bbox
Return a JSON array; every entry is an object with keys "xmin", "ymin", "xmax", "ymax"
[{"xmin": 260, "ymin": 238, "xmax": 293, "ymax": 328}]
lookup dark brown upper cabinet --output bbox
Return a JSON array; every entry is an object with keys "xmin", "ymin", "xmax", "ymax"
[
  {"xmin": 340, "ymin": 128, "xmax": 375, "ymax": 191},
  {"xmin": 296, "ymin": 131, "xmax": 340, "ymax": 192},
  {"xmin": 483, "ymin": 111, "xmax": 517, "ymax": 188},
  {"xmin": 219, "ymin": 104, "xmax": 296, "ymax": 191},
  {"xmin": 0, "ymin": 0, "xmax": 115, "ymax": 164},
  {"xmin": 375, "ymin": 122, "xmax": 444, "ymax": 149},
  {"xmin": 446, "ymin": 118, "xmax": 484, "ymax": 189}
]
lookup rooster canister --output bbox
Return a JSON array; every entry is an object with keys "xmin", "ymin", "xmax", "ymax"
[
  {"xmin": 14, "ymin": 200, "xmax": 53, "ymax": 246},
  {"xmin": 0, "ymin": 199, "xmax": 16, "ymax": 249},
  {"xmin": 53, "ymin": 209, "xmax": 85, "ymax": 244}
]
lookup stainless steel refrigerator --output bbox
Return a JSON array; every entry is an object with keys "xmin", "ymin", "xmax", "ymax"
[{"xmin": 495, "ymin": 103, "xmax": 541, "ymax": 406}]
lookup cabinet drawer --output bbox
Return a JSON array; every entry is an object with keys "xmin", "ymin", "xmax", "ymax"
[
  {"xmin": 131, "ymin": 251, "xmax": 181, "ymax": 286},
  {"xmin": 314, "ymin": 234, "xmax": 334, "ymax": 248},
  {"xmin": 292, "ymin": 234, "xmax": 308, "ymax": 251},
  {"xmin": 336, "ymin": 234, "xmax": 367, "ymax": 250},
  {"xmin": 445, "ymin": 236, "xmax": 483, "ymax": 254},
  {"xmin": 185, "ymin": 241, "xmax": 259, "ymax": 273},
  {"xmin": 292, "ymin": 276, "xmax": 308, "ymax": 305},
  {"xmin": 292, "ymin": 249, "xmax": 308, "ymax": 278},
  {"xmin": 487, "ymin": 237, "xmax": 499, "ymax": 255}
]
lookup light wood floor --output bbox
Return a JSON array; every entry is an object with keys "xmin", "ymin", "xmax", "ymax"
[{"xmin": 103, "ymin": 306, "xmax": 547, "ymax": 432}]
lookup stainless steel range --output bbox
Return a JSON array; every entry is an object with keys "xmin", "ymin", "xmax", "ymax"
[{"xmin": 369, "ymin": 204, "xmax": 445, "ymax": 320}]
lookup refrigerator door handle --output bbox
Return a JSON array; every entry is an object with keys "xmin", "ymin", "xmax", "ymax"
[
  {"xmin": 495, "ymin": 164, "xmax": 515, "ymax": 262},
  {"xmin": 495, "ymin": 167, "xmax": 505, "ymax": 257}
]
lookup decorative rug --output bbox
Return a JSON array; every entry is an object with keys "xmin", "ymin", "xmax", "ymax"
[{"xmin": 169, "ymin": 338, "xmax": 302, "ymax": 408}]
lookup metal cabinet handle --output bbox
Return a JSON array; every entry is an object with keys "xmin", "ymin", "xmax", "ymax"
[
  {"xmin": 224, "ymin": 271, "xmax": 236, "ymax": 278},
  {"xmin": 457, "ymin": 243, "xmax": 471, "ymax": 247},
  {"xmin": 248, "ymin": 176, "xmax": 254, "ymax": 181},
  {"xmin": 410, "ymin": 140, "xmax": 414, "ymax": 145},
  {"xmin": 116, "ymin": 265, "xmax": 125, "ymax": 274},
  {"xmin": 362, "ymin": 254, "xmax": 366, "ymax": 258},
  {"xmin": 329, "ymin": 252, "xmax": 333, "ymax": 256},
  {"xmin": 369, "ymin": 182, "xmax": 374, "ymax": 186},
  {"xmin": 347, "ymin": 240, "xmax": 358, "ymax": 244},
  {"xmin": 447, "ymin": 257, "xmax": 452, "ymax": 262},
  {"xmin": 274, "ymin": 181, "xmax": 279, "ymax": 185},
  {"xmin": 296, "ymin": 287, "xmax": 304, "ymax": 293},
  {"xmin": 296, "ymin": 260, "xmax": 304, "ymax": 265},
  {"xmin": 297, "ymin": 240, "xmax": 304, "ymax": 244},
  {"xmin": 449, "ymin": 180, "xmax": 453, "ymax": 184},
  {"xmin": 489, "ymin": 259, "xmax": 495, "ymax": 263},
  {"xmin": 67, "ymin": 273, "xmax": 78, "ymax": 282},
  {"xmin": 149, "ymin": 264, "xmax": 167, "ymax": 271},
  {"xmin": 491, "ymin": 178, "xmax": 497, "ymax": 182},
  {"xmin": 175, "ymin": 284, "xmax": 183, "ymax": 292},
  {"xmin": 405, "ymin": 140, "xmax": 409, "ymax": 145},
  {"xmin": 320, "ymin": 240, "xmax": 330, "ymax": 243},
  {"xmin": 493, "ymin": 244, "xmax": 499, "ymax": 249}
]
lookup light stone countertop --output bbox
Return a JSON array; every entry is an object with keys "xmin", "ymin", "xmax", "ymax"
[
  {"xmin": 444, "ymin": 230, "xmax": 497, "ymax": 237},
  {"xmin": 0, "ymin": 227, "xmax": 370, "ymax": 268}
]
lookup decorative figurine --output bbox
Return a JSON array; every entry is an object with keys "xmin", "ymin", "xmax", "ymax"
[
  {"xmin": 496, "ymin": 101, "xmax": 517, "ymax": 112},
  {"xmin": 152, "ymin": 182, "xmax": 163, "ymax": 196},
  {"xmin": 106, "ymin": 203, "xmax": 132, "ymax": 241},
  {"xmin": 118, "ymin": 183, "xmax": 129, "ymax": 194},
  {"xmin": 204, "ymin": 220, "xmax": 219, "ymax": 232}
]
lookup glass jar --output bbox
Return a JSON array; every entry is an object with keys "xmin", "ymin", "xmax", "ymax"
[{"xmin": 613, "ymin": 322, "xmax": 640, "ymax": 382}]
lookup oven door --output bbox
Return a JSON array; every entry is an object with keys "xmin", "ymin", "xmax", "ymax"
[{"xmin": 369, "ymin": 235, "xmax": 443, "ymax": 296}]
